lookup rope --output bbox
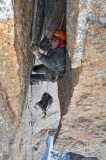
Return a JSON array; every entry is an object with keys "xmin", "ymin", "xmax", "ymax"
[
  {"xmin": 46, "ymin": 81, "xmax": 49, "ymax": 93},
  {"xmin": 30, "ymin": 0, "xmax": 39, "ymax": 76},
  {"xmin": 44, "ymin": 1, "xmax": 62, "ymax": 33},
  {"xmin": 43, "ymin": 0, "xmax": 53, "ymax": 34},
  {"xmin": 58, "ymin": 13, "xmax": 65, "ymax": 29},
  {"xmin": 52, "ymin": 12, "xmax": 65, "ymax": 30},
  {"xmin": 31, "ymin": 0, "xmax": 38, "ymax": 45},
  {"xmin": 29, "ymin": 1, "xmax": 39, "ymax": 155},
  {"xmin": 24, "ymin": 85, "xmax": 34, "ymax": 159}
]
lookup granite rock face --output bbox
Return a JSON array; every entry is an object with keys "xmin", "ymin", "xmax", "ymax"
[
  {"xmin": 0, "ymin": 94, "xmax": 14, "ymax": 160},
  {"xmin": 0, "ymin": 0, "xmax": 33, "ymax": 159},
  {"xmin": 55, "ymin": 0, "xmax": 106, "ymax": 160},
  {"xmin": 0, "ymin": 4, "xmax": 20, "ymax": 118},
  {"xmin": 0, "ymin": 0, "xmax": 106, "ymax": 160}
]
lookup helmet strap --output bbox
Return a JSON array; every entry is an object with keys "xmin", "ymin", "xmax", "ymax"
[{"xmin": 58, "ymin": 40, "xmax": 65, "ymax": 48}]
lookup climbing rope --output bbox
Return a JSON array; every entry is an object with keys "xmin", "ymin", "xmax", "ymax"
[
  {"xmin": 30, "ymin": 0, "xmax": 39, "ymax": 81},
  {"xmin": 31, "ymin": 0, "xmax": 38, "ymax": 45},
  {"xmin": 43, "ymin": 0, "xmax": 53, "ymax": 34},
  {"xmin": 58, "ymin": 13, "xmax": 65, "ymax": 29},
  {"xmin": 29, "ymin": 1, "xmax": 39, "ymax": 156},
  {"xmin": 25, "ymin": 86, "xmax": 34, "ymax": 159},
  {"xmin": 46, "ymin": 81, "xmax": 49, "ymax": 93}
]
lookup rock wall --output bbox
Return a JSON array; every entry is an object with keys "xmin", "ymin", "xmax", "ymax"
[
  {"xmin": 0, "ymin": 0, "xmax": 106, "ymax": 160},
  {"xmin": 0, "ymin": 1, "xmax": 20, "ymax": 119},
  {"xmin": 0, "ymin": 0, "xmax": 34, "ymax": 159},
  {"xmin": 0, "ymin": 94, "xmax": 14, "ymax": 160},
  {"xmin": 55, "ymin": 0, "xmax": 106, "ymax": 160},
  {"xmin": 0, "ymin": 0, "xmax": 61, "ymax": 160}
]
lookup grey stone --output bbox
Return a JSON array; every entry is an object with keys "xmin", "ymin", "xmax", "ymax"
[
  {"xmin": 99, "ymin": 52, "xmax": 106, "ymax": 60},
  {"xmin": 0, "ymin": 0, "xmax": 13, "ymax": 20},
  {"xmin": 71, "ymin": 0, "xmax": 93, "ymax": 68},
  {"xmin": 96, "ymin": 68, "xmax": 106, "ymax": 80},
  {"xmin": 99, "ymin": 3, "xmax": 106, "ymax": 26}
]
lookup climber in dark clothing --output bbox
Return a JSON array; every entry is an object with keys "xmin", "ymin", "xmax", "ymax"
[{"xmin": 30, "ymin": 29, "xmax": 66, "ymax": 85}]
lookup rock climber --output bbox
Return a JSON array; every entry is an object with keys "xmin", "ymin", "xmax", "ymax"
[{"xmin": 30, "ymin": 28, "xmax": 66, "ymax": 85}]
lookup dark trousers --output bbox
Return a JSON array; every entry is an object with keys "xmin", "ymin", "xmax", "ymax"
[{"xmin": 30, "ymin": 64, "xmax": 52, "ymax": 85}]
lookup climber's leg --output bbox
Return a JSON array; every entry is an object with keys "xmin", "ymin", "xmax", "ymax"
[
  {"xmin": 33, "ymin": 64, "xmax": 50, "ymax": 73},
  {"xmin": 30, "ymin": 74, "xmax": 45, "ymax": 85}
]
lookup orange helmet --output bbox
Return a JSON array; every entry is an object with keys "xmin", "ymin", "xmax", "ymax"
[{"xmin": 53, "ymin": 29, "xmax": 66, "ymax": 41}]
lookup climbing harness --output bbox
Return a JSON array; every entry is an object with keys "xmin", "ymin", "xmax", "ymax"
[
  {"xmin": 44, "ymin": 67, "xmax": 65, "ymax": 83},
  {"xmin": 34, "ymin": 92, "xmax": 53, "ymax": 118}
]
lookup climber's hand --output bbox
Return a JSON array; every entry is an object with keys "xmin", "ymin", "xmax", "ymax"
[{"xmin": 31, "ymin": 45, "xmax": 41, "ymax": 59}]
